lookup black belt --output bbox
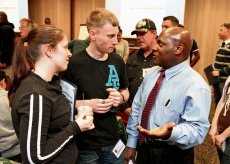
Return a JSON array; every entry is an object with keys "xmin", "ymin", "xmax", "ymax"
[{"xmin": 144, "ymin": 138, "xmax": 169, "ymax": 148}]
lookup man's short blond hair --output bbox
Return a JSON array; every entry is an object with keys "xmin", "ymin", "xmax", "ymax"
[{"xmin": 86, "ymin": 8, "xmax": 119, "ymax": 31}]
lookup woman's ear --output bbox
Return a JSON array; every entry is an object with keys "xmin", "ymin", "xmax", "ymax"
[{"xmin": 42, "ymin": 44, "xmax": 53, "ymax": 58}]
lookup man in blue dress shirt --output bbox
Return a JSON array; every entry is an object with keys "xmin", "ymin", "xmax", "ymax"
[{"xmin": 124, "ymin": 27, "xmax": 211, "ymax": 164}]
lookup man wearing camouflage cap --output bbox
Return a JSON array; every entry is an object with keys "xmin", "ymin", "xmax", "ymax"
[{"xmin": 119, "ymin": 19, "xmax": 158, "ymax": 121}]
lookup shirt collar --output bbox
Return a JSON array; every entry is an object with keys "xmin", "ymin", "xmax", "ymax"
[
  {"xmin": 224, "ymin": 39, "xmax": 230, "ymax": 44},
  {"xmin": 164, "ymin": 60, "xmax": 189, "ymax": 81}
]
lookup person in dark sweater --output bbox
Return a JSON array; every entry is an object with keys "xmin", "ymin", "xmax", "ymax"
[
  {"xmin": 8, "ymin": 25, "xmax": 94, "ymax": 164},
  {"xmin": 0, "ymin": 11, "xmax": 15, "ymax": 68},
  {"xmin": 61, "ymin": 8, "xmax": 129, "ymax": 164},
  {"xmin": 212, "ymin": 23, "xmax": 230, "ymax": 105}
]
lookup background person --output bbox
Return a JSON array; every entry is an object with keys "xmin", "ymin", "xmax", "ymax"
[
  {"xmin": 212, "ymin": 23, "xmax": 230, "ymax": 105},
  {"xmin": 8, "ymin": 25, "xmax": 94, "ymax": 163},
  {"xmin": 0, "ymin": 70, "xmax": 21, "ymax": 162},
  {"xmin": 0, "ymin": 11, "xmax": 15, "ymax": 68},
  {"xmin": 68, "ymin": 37, "xmax": 90, "ymax": 54},
  {"xmin": 120, "ymin": 18, "xmax": 158, "ymax": 125},
  {"xmin": 19, "ymin": 18, "xmax": 35, "ymax": 37},
  {"xmin": 162, "ymin": 16, "xmax": 201, "ymax": 67},
  {"xmin": 125, "ymin": 27, "xmax": 211, "ymax": 164},
  {"xmin": 115, "ymin": 26, "xmax": 129, "ymax": 62},
  {"xmin": 61, "ymin": 8, "xmax": 129, "ymax": 164},
  {"xmin": 44, "ymin": 17, "xmax": 51, "ymax": 25}
]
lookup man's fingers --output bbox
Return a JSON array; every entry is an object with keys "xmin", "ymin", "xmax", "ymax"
[
  {"xmin": 167, "ymin": 122, "xmax": 176, "ymax": 129},
  {"xmin": 106, "ymin": 88, "xmax": 116, "ymax": 92},
  {"xmin": 137, "ymin": 125, "xmax": 148, "ymax": 134}
]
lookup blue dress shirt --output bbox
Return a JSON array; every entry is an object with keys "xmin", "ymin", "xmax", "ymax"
[{"xmin": 126, "ymin": 61, "xmax": 211, "ymax": 150}]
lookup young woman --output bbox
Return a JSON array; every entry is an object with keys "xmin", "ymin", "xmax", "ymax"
[{"xmin": 9, "ymin": 25, "xmax": 94, "ymax": 164}]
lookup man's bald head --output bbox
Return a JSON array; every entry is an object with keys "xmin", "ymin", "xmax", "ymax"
[
  {"xmin": 154, "ymin": 27, "xmax": 193, "ymax": 69},
  {"xmin": 162, "ymin": 27, "xmax": 193, "ymax": 57}
]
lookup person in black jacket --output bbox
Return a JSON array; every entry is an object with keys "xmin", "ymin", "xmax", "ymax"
[
  {"xmin": 0, "ymin": 11, "xmax": 15, "ymax": 68},
  {"xmin": 61, "ymin": 8, "xmax": 129, "ymax": 164},
  {"xmin": 8, "ymin": 25, "xmax": 94, "ymax": 164}
]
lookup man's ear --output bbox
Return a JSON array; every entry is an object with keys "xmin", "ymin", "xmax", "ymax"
[
  {"xmin": 174, "ymin": 43, "xmax": 183, "ymax": 55},
  {"xmin": 152, "ymin": 30, "xmax": 157, "ymax": 37},
  {"xmin": 42, "ymin": 44, "xmax": 53, "ymax": 58},
  {"xmin": 89, "ymin": 29, "xmax": 97, "ymax": 41}
]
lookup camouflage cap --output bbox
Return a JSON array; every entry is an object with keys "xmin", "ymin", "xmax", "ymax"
[{"xmin": 131, "ymin": 18, "xmax": 156, "ymax": 35}]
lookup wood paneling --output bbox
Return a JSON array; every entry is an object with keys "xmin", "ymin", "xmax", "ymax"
[
  {"xmin": 28, "ymin": 0, "xmax": 71, "ymax": 39},
  {"xmin": 28, "ymin": 0, "xmax": 230, "ymax": 80},
  {"xmin": 72, "ymin": 0, "xmax": 105, "ymax": 39},
  {"xmin": 184, "ymin": 0, "xmax": 230, "ymax": 80},
  {"xmin": 28, "ymin": 0, "xmax": 105, "ymax": 40}
]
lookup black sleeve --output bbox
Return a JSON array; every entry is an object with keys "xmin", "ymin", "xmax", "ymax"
[
  {"xmin": 191, "ymin": 39, "xmax": 199, "ymax": 52},
  {"xmin": 17, "ymin": 93, "xmax": 80, "ymax": 164},
  {"xmin": 0, "ymin": 25, "xmax": 15, "ymax": 64},
  {"xmin": 220, "ymin": 65, "xmax": 230, "ymax": 76}
]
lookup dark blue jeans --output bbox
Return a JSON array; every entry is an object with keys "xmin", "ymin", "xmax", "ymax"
[
  {"xmin": 218, "ymin": 138, "xmax": 230, "ymax": 164},
  {"xmin": 76, "ymin": 145, "xmax": 125, "ymax": 164}
]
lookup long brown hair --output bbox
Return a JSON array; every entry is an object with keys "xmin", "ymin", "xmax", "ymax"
[{"xmin": 8, "ymin": 25, "xmax": 64, "ymax": 104}]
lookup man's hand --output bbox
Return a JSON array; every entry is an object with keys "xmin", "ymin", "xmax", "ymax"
[
  {"xmin": 137, "ymin": 122, "xmax": 176, "ymax": 140},
  {"xmin": 89, "ymin": 99, "xmax": 113, "ymax": 113},
  {"xmin": 106, "ymin": 88, "xmax": 123, "ymax": 107},
  {"xmin": 124, "ymin": 147, "xmax": 136, "ymax": 164}
]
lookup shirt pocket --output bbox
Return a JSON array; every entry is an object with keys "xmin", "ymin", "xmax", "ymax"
[{"xmin": 155, "ymin": 99, "xmax": 182, "ymax": 126}]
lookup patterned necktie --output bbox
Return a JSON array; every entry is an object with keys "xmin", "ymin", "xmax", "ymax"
[{"xmin": 138, "ymin": 70, "xmax": 165, "ymax": 145}]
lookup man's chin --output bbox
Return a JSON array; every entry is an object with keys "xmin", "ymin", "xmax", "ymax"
[
  {"xmin": 108, "ymin": 48, "xmax": 115, "ymax": 53},
  {"xmin": 153, "ymin": 58, "xmax": 160, "ymax": 66},
  {"xmin": 139, "ymin": 45, "xmax": 147, "ymax": 49}
]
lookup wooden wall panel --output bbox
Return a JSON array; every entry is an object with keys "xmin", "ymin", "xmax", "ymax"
[
  {"xmin": 184, "ymin": 0, "xmax": 230, "ymax": 80},
  {"xmin": 72, "ymin": 0, "xmax": 105, "ymax": 39},
  {"xmin": 28, "ymin": 0, "xmax": 71, "ymax": 39},
  {"xmin": 28, "ymin": 0, "xmax": 230, "ymax": 80}
]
